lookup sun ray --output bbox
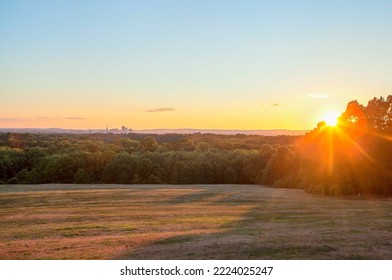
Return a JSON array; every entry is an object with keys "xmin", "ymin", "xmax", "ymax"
[{"xmin": 334, "ymin": 126, "xmax": 374, "ymax": 163}]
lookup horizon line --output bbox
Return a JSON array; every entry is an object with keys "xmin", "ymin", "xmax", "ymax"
[{"xmin": 0, "ymin": 127, "xmax": 310, "ymax": 131}]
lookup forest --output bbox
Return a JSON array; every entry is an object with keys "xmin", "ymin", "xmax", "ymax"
[{"xmin": 1, "ymin": 96, "xmax": 392, "ymax": 195}]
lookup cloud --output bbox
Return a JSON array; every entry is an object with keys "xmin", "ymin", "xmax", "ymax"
[
  {"xmin": 37, "ymin": 116, "xmax": 86, "ymax": 120},
  {"xmin": 260, "ymin": 103, "xmax": 288, "ymax": 108},
  {"xmin": 64, "ymin": 117, "xmax": 86, "ymax": 120},
  {"xmin": 0, "ymin": 116, "xmax": 87, "ymax": 124},
  {"xmin": 145, "ymin": 108, "xmax": 175, "ymax": 113},
  {"xmin": 307, "ymin": 93, "xmax": 330, "ymax": 99},
  {"xmin": 0, "ymin": 117, "xmax": 27, "ymax": 123}
]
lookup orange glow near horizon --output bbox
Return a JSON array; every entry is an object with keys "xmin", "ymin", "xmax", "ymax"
[{"xmin": 0, "ymin": 100, "xmax": 325, "ymax": 131}]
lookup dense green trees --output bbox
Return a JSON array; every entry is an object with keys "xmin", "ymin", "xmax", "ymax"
[
  {"xmin": 0, "ymin": 132, "xmax": 299, "ymax": 186},
  {"xmin": 0, "ymin": 147, "xmax": 26, "ymax": 183}
]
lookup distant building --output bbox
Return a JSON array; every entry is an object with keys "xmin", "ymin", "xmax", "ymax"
[
  {"xmin": 121, "ymin": 126, "xmax": 133, "ymax": 133},
  {"xmin": 104, "ymin": 126, "xmax": 133, "ymax": 134}
]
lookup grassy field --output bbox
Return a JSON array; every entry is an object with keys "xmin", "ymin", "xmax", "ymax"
[{"xmin": 1, "ymin": 184, "xmax": 392, "ymax": 259}]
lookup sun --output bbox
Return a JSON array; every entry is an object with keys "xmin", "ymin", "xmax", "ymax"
[{"xmin": 323, "ymin": 111, "xmax": 339, "ymax": 126}]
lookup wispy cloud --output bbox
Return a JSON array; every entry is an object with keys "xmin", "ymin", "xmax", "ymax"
[
  {"xmin": 64, "ymin": 117, "xmax": 86, "ymax": 120},
  {"xmin": 260, "ymin": 103, "xmax": 286, "ymax": 107},
  {"xmin": 0, "ymin": 117, "xmax": 27, "ymax": 123},
  {"xmin": 37, "ymin": 116, "xmax": 86, "ymax": 120},
  {"xmin": 307, "ymin": 93, "xmax": 330, "ymax": 99},
  {"xmin": 145, "ymin": 107, "xmax": 175, "ymax": 113},
  {"xmin": 1, "ymin": 116, "xmax": 87, "ymax": 123}
]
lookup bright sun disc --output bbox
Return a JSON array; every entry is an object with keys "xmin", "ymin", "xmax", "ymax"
[{"xmin": 323, "ymin": 112, "xmax": 339, "ymax": 126}]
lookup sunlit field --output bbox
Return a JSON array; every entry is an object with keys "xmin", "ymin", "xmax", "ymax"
[{"xmin": 1, "ymin": 184, "xmax": 392, "ymax": 260}]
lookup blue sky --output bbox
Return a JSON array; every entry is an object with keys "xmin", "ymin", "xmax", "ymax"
[{"xmin": 1, "ymin": 0, "xmax": 392, "ymax": 129}]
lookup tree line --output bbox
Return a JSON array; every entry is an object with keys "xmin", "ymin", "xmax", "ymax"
[{"xmin": 0, "ymin": 132, "xmax": 300, "ymax": 186}]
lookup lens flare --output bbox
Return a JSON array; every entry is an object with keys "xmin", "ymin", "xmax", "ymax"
[{"xmin": 323, "ymin": 112, "xmax": 339, "ymax": 126}]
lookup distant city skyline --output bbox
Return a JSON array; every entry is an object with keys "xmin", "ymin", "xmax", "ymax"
[{"xmin": 1, "ymin": 1, "xmax": 392, "ymax": 130}]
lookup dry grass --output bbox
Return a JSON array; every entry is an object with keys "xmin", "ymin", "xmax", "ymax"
[{"xmin": 1, "ymin": 184, "xmax": 392, "ymax": 259}]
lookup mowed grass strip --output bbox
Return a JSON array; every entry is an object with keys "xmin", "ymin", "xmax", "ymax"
[{"xmin": 1, "ymin": 184, "xmax": 392, "ymax": 259}]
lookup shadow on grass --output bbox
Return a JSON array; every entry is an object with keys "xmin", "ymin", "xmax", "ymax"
[
  {"xmin": 115, "ymin": 202, "xmax": 343, "ymax": 260},
  {"xmin": 162, "ymin": 190, "xmax": 221, "ymax": 204},
  {"xmin": 116, "ymin": 185, "xmax": 392, "ymax": 260}
]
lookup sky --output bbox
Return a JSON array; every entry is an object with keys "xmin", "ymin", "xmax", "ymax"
[{"xmin": 1, "ymin": 0, "xmax": 392, "ymax": 130}]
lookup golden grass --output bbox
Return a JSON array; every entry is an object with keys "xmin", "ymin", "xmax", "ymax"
[{"xmin": 1, "ymin": 184, "xmax": 392, "ymax": 259}]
